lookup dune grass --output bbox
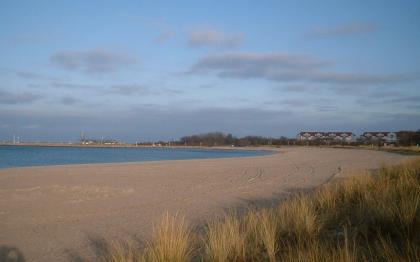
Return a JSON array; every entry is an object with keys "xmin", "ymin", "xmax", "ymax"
[
  {"xmin": 143, "ymin": 213, "xmax": 192, "ymax": 262},
  {"xmin": 354, "ymin": 145, "xmax": 420, "ymax": 155},
  {"xmin": 380, "ymin": 146, "xmax": 420, "ymax": 155},
  {"xmin": 104, "ymin": 159, "xmax": 420, "ymax": 261},
  {"xmin": 101, "ymin": 213, "xmax": 192, "ymax": 262}
]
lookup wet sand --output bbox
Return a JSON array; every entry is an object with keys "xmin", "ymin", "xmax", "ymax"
[{"xmin": 0, "ymin": 147, "xmax": 414, "ymax": 261}]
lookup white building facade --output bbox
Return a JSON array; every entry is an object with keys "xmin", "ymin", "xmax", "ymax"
[
  {"xmin": 297, "ymin": 132, "xmax": 356, "ymax": 143},
  {"xmin": 361, "ymin": 132, "xmax": 397, "ymax": 144}
]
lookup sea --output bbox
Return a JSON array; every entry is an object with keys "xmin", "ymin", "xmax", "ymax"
[{"xmin": 0, "ymin": 145, "xmax": 271, "ymax": 169}]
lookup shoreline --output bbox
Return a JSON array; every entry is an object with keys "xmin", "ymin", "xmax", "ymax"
[
  {"xmin": 0, "ymin": 142, "xmax": 277, "ymax": 149},
  {"xmin": 0, "ymin": 146, "xmax": 276, "ymax": 171},
  {"xmin": 0, "ymin": 148, "xmax": 278, "ymax": 172},
  {"xmin": 0, "ymin": 147, "xmax": 415, "ymax": 261}
]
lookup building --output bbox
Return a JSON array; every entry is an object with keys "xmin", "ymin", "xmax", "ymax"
[
  {"xmin": 297, "ymin": 132, "xmax": 356, "ymax": 143},
  {"xmin": 81, "ymin": 138, "xmax": 120, "ymax": 145},
  {"xmin": 361, "ymin": 132, "xmax": 397, "ymax": 144}
]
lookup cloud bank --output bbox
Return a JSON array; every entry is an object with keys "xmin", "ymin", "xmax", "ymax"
[
  {"xmin": 188, "ymin": 28, "xmax": 244, "ymax": 48},
  {"xmin": 0, "ymin": 90, "xmax": 42, "ymax": 104},
  {"xmin": 309, "ymin": 22, "xmax": 376, "ymax": 38},
  {"xmin": 190, "ymin": 52, "xmax": 418, "ymax": 85},
  {"xmin": 50, "ymin": 49, "xmax": 136, "ymax": 73}
]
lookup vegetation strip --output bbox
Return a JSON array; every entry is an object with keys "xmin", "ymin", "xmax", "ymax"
[{"xmin": 98, "ymin": 159, "xmax": 420, "ymax": 261}]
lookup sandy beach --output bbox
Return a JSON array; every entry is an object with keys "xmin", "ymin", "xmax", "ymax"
[{"xmin": 0, "ymin": 147, "xmax": 415, "ymax": 261}]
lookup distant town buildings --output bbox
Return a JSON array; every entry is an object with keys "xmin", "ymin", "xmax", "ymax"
[
  {"xmin": 79, "ymin": 131, "xmax": 121, "ymax": 145},
  {"xmin": 80, "ymin": 139, "xmax": 120, "ymax": 145},
  {"xmin": 297, "ymin": 132, "xmax": 356, "ymax": 143},
  {"xmin": 360, "ymin": 132, "xmax": 397, "ymax": 144},
  {"xmin": 297, "ymin": 131, "xmax": 399, "ymax": 145}
]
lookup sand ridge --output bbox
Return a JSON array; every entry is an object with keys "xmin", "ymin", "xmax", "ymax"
[{"xmin": 0, "ymin": 147, "xmax": 415, "ymax": 261}]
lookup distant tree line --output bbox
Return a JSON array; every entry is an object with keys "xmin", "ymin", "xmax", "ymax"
[
  {"xmin": 396, "ymin": 130, "xmax": 420, "ymax": 146},
  {"xmin": 177, "ymin": 132, "xmax": 293, "ymax": 147},
  {"xmin": 135, "ymin": 130, "xmax": 420, "ymax": 147},
  {"xmin": 176, "ymin": 130, "xmax": 420, "ymax": 147}
]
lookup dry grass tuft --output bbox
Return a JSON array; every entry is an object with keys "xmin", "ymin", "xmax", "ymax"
[
  {"xmin": 103, "ymin": 240, "xmax": 141, "ymax": 262},
  {"xmin": 257, "ymin": 209, "xmax": 278, "ymax": 262},
  {"xmin": 143, "ymin": 213, "xmax": 192, "ymax": 262},
  {"xmin": 204, "ymin": 214, "xmax": 247, "ymax": 261},
  {"xmin": 277, "ymin": 195, "xmax": 319, "ymax": 244}
]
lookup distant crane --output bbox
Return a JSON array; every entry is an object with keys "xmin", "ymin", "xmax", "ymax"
[{"xmin": 80, "ymin": 131, "xmax": 86, "ymax": 144}]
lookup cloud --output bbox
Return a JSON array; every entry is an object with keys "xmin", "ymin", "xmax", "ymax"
[
  {"xmin": 280, "ymin": 99, "xmax": 309, "ymax": 107},
  {"xmin": 22, "ymin": 124, "xmax": 41, "ymax": 129},
  {"xmin": 357, "ymin": 94, "xmax": 420, "ymax": 109},
  {"xmin": 189, "ymin": 52, "xmax": 418, "ymax": 85},
  {"xmin": 265, "ymin": 98, "xmax": 336, "ymax": 112},
  {"xmin": 162, "ymin": 88, "xmax": 185, "ymax": 95},
  {"xmin": 49, "ymin": 81, "xmax": 158, "ymax": 96},
  {"xmin": 50, "ymin": 82, "xmax": 101, "ymax": 89},
  {"xmin": 315, "ymin": 104, "xmax": 338, "ymax": 112},
  {"xmin": 155, "ymin": 29, "xmax": 175, "ymax": 43},
  {"xmin": 276, "ymin": 85, "xmax": 325, "ymax": 95},
  {"xmin": 308, "ymin": 22, "xmax": 376, "ymax": 38},
  {"xmin": 0, "ymin": 68, "xmax": 59, "ymax": 81},
  {"xmin": 3, "ymin": 33, "xmax": 52, "ymax": 45},
  {"xmin": 16, "ymin": 71, "xmax": 47, "ymax": 80},
  {"xmin": 312, "ymin": 72, "xmax": 415, "ymax": 85},
  {"xmin": 384, "ymin": 95, "xmax": 420, "ymax": 104},
  {"xmin": 190, "ymin": 52, "xmax": 329, "ymax": 73},
  {"xmin": 16, "ymin": 70, "xmax": 60, "ymax": 82},
  {"xmin": 188, "ymin": 28, "xmax": 244, "ymax": 48},
  {"xmin": 279, "ymin": 85, "xmax": 312, "ymax": 93},
  {"xmin": 60, "ymin": 96, "xmax": 79, "ymax": 105},
  {"xmin": 366, "ymin": 91, "xmax": 402, "ymax": 98},
  {"xmin": 124, "ymin": 15, "xmax": 174, "ymax": 44},
  {"xmin": 109, "ymin": 84, "xmax": 185, "ymax": 96},
  {"xmin": 0, "ymin": 90, "xmax": 42, "ymax": 104},
  {"xmin": 49, "ymin": 49, "xmax": 136, "ymax": 73},
  {"xmin": 109, "ymin": 84, "xmax": 151, "ymax": 95},
  {"xmin": 52, "ymin": 82, "xmax": 151, "ymax": 95}
]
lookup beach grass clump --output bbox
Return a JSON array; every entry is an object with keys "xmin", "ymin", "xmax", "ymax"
[
  {"xmin": 143, "ymin": 213, "xmax": 192, "ymax": 262},
  {"xmin": 106, "ymin": 158, "xmax": 420, "ymax": 261},
  {"xmin": 373, "ymin": 145, "xmax": 420, "ymax": 155},
  {"xmin": 256, "ymin": 209, "xmax": 279, "ymax": 262},
  {"xmin": 103, "ymin": 213, "xmax": 192, "ymax": 262},
  {"xmin": 103, "ymin": 240, "xmax": 142, "ymax": 262},
  {"xmin": 277, "ymin": 195, "xmax": 319, "ymax": 244},
  {"xmin": 204, "ymin": 214, "xmax": 248, "ymax": 261}
]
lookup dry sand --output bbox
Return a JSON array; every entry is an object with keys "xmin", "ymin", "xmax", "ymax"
[{"xmin": 0, "ymin": 147, "xmax": 415, "ymax": 261}]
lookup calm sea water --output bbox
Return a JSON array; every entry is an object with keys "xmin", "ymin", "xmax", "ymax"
[{"xmin": 0, "ymin": 145, "xmax": 271, "ymax": 169}]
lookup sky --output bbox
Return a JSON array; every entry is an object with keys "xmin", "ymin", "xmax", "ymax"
[{"xmin": 1, "ymin": 0, "xmax": 419, "ymax": 142}]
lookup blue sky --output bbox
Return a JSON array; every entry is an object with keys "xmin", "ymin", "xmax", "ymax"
[{"xmin": 1, "ymin": 0, "xmax": 419, "ymax": 142}]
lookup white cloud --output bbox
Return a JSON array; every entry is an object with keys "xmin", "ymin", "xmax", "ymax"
[
  {"xmin": 189, "ymin": 52, "xmax": 418, "ymax": 85},
  {"xmin": 308, "ymin": 22, "xmax": 376, "ymax": 38},
  {"xmin": 50, "ymin": 49, "xmax": 136, "ymax": 73},
  {"xmin": 188, "ymin": 28, "xmax": 243, "ymax": 47}
]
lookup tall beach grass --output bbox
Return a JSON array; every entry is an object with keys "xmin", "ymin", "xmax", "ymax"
[{"xmin": 105, "ymin": 159, "xmax": 420, "ymax": 261}]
